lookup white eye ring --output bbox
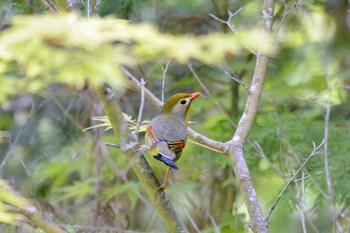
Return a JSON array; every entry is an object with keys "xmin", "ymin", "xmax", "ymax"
[{"xmin": 180, "ymin": 100, "xmax": 187, "ymax": 105}]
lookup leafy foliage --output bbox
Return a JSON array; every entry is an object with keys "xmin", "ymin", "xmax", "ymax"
[{"xmin": 0, "ymin": 13, "xmax": 276, "ymax": 104}]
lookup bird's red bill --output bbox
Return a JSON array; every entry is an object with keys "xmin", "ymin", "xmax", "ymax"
[{"xmin": 191, "ymin": 92, "xmax": 201, "ymax": 100}]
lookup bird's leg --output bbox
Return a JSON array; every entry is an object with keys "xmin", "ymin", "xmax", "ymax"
[{"xmin": 157, "ymin": 166, "xmax": 171, "ymax": 190}]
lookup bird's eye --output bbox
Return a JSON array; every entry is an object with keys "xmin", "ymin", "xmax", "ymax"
[{"xmin": 180, "ymin": 100, "xmax": 187, "ymax": 105}]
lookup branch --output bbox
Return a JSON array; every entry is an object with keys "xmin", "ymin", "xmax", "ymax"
[
  {"xmin": 324, "ymin": 63, "xmax": 342, "ymax": 231},
  {"xmin": 38, "ymin": 0, "xmax": 59, "ymax": 13},
  {"xmin": 209, "ymin": 8, "xmax": 243, "ymax": 34},
  {"xmin": 96, "ymin": 84, "xmax": 188, "ymax": 233},
  {"xmin": 58, "ymin": 224, "xmax": 147, "ymax": 232},
  {"xmin": 223, "ymin": 68, "xmax": 250, "ymax": 91},
  {"xmin": 209, "ymin": 8, "xmax": 257, "ymax": 55},
  {"xmin": 1, "ymin": 179, "xmax": 65, "ymax": 233},
  {"xmin": 134, "ymin": 78, "xmax": 146, "ymax": 136},
  {"xmin": 1, "ymin": 101, "xmax": 35, "ymax": 175},
  {"xmin": 266, "ymin": 140, "xmax": 325, "ymax": 222},
  {"xmin": 224, "ymin": 1, "xmax": 275, "ymax": 232},
  {"xmin": 160, "ymin": 58, "xmax": 171, "ymax": 102},
  {"xmin": 16, "ymin": 207, "xmax": 66, "ymax": 233},
  {"xmin": 275, "ymin": 0, "xmax": 303, "ymax": 33},
  {"xmin": 121, "ymin": 66, "xmax": 163, "ymax": 107}
]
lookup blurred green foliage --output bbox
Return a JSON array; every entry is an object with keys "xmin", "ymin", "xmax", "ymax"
[{"xmin": 0, "ymin": 0, "xmax": 349, "ymax": 232}]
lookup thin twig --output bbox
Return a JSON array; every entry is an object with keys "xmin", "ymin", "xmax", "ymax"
[
  {"xmin": 223, "ymin": 68, "xmax": 250, "ymax": 92},
  {"xmin": 10, "ymin": 206, "xmax": 66, "ymax": 233},
  {"xmin": 39, "ymin": 0, "xmax": 59, "ymax": 13},
  {"xmin": 287, "ymin": 142, "xmax": 329, "ymax": 198},
  {"xmin": 0, "ymin": 130, "xmax": 21, "ymax": 175},
  {"xmin": 208, "ymin": 212, "xmax": 220, "ymax": 233},
  {"xmin": 87, "ymin": 0, "xmax": 91, "ymax": 18},
  {"xmin": 253, "ymin": 141, "xmax": 284, "ymax": 177},
  {"xmin": 209, "ymin": 8, "xmax": 243, "ymax": 33},
  {"xmin": 273, "ymin": 0, "xmax": 290, "ymax": 23},
  {"xmin": 300, "ymin": 171, "xmax": 307, "ymax": 233},
  {"xmin": 209, "ymin": 8, "xmax": 257, "ymax": 55},
  {"xmin": 276, "ymin": 0, "xmax": 303, "ymax": 33},
  {"xmin": 105, "ymin": 142, "xmax": 120, "ymax": 148},
  {"xmin": 135, "ymin": 78, "xmax": 146, "ymax": 136},
  {"xmin": 179, "ymin": 201, "xmax": 201, "ymax": 233},
  {"xmin": 118, "ymin": 146, "xmax": 148, "ymax": 179},
  {"xmin": 160, "ymin": 58, "xmax": 171, "ymax": 102},
  {"xmin": 187, "ymin": 63, "xmax": 237, "ymax": 128},
  {"xmin": 324, "ymin": 64, "xmax": 343, "ymax": 232},
  {"xmin": 324, "ymin": 64, "xmax": 333, "ymax": 202},
  {"xmin": 59, "ymin": 224, "xmax": 149, "ymax": 233},
  {"xmin": 266, "ymin": 140, "xmax": 325, "ymax": 222},
  {"xmin": 121, "ymin": 66, "xmax": 163, "ymax": 107},
  {"xmin": 48, "ymin": 90, "xmax": 84, "ymax": 130},
  {"xmin": 259, "ymin": 139, "xmax": 317, "ymax": 231},
  {"xmin": 20, "ymin": 160, "xmax": 31, "ymax": 177},
  {"xmin": 0, "ymin": 101, "xmax": 35, "ymax": 175}
]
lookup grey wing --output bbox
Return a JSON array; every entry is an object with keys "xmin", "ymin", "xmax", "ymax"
[{"xmin": 151, "ymin": 115, "xmax": 187, "ymax": 142}]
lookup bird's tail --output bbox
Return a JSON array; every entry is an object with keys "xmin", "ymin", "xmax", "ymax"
[{"xmin": 153, "ymin": 153, "xmax": 178, "ymax": 170}]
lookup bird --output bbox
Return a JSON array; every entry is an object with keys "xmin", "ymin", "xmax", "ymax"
[{"xmin": 145, "ymin": 92, "xmax": 201, "ymax": 190}]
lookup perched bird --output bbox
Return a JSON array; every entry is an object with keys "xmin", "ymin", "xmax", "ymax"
[{"xmin": 145, "ymin": 92, "xmax": 201, "ymax": 190}]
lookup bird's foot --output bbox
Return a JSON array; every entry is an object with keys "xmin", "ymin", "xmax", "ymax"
[{"xmin": 157, "ymin": 184, "xmax": 167, "ymax": 191}]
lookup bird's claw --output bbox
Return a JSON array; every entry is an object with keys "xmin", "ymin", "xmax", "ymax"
[{"xmin": 157, "ymin": 185, "xmax": 166, "ymax": 191}]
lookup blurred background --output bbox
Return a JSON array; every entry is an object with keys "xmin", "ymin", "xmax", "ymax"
[{"xmin": 0, "ymin": 0, "xmax": 349, "ymax": 232}]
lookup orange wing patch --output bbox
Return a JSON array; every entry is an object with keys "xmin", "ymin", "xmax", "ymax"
[
  {"xmin": 167, "ymin": 140, "xmax": 186, "ymax": 152},
  {"xmin": 146, "ymin": 126, "xmax": 159, "ymax": 146}
]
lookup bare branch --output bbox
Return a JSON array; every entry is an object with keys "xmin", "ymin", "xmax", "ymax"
[
  {"xmin": 38, "ymin": 0, "xmax": 59, "ymax": 13},
  {"xmin": 209, "ymin": 7, "xmax": 257, "ymax": 55},
  {"xmin": 16, "ymin": 207, "xmax": 66, "ymax": 233},
  {"xmin": 179, "ymin": 201, "xmax": 201, "ymax": 233},
  {"xmin": 209, "ymin": 7, "xmax": 243, "ymax": 33},
  {"xmin": 59, "ymin": 224, "xmax": 147, "ymax": 233},
  {"xmin": 135, "ymin": 78, "xmax": 146, "ymax": 136},
  {"xmin": 48, "ymin": 90, "xmax": 84, "ymax": 130},
  {"xmin": 2, "ymin": 180, "xmax": 65, "ymax": 233},
  {"xmin": 1, "ymin": 101, "xmax": 35, "ymax": 175},
  {"xmin": 253, "ymin": 141, "xmax": 284, "ymax": 177},
  {"xmin": 324, "ymin": 64, "xmax": 333, "ymax": 202},
  {"xmin": 105, "ymin": 142, "xmax": 120, "ymax": 148},
  {"xmin": 121, "ymin": 66, "xmax": 163, "ymax": 107},
  {"xmin": 101, "ymin": 146, "xmax": 151, "ymax": 207},
  {"xmin": 207, "ymin": 211, "xmax": 220, "ymax": 233},
  {"xmin": 160, "ymin": 58, "xmax": 171, "ymax": 102},
  {"xmin": 276, "ymin": 0, "xmax": 304, "ymax": 33},
  {"xmin": 266, "ymin": 140, "xmax": 325, "ymax": 222},
  {"xmin": 324, "ymin": 63, "xmax": 343, "ymax": 232},
  {"xmin": 223, "ymin": 1, "xmax": 275, "ymax": 232},
  {"xmin": 286, "ymin": 141, "xmax": 329, "ymax": 198},
  {"xmin": 223, "ymin": 68, "xmax": 250, "ymax": 91},
  {"xmin": 300, "ymin": 171, "xmax": 307, "ymax": 233}
]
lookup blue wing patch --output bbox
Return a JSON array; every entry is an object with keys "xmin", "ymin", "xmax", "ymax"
[{"xmin": 153, "ymin": 153, "xmax": 178, "ymax": 170}]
